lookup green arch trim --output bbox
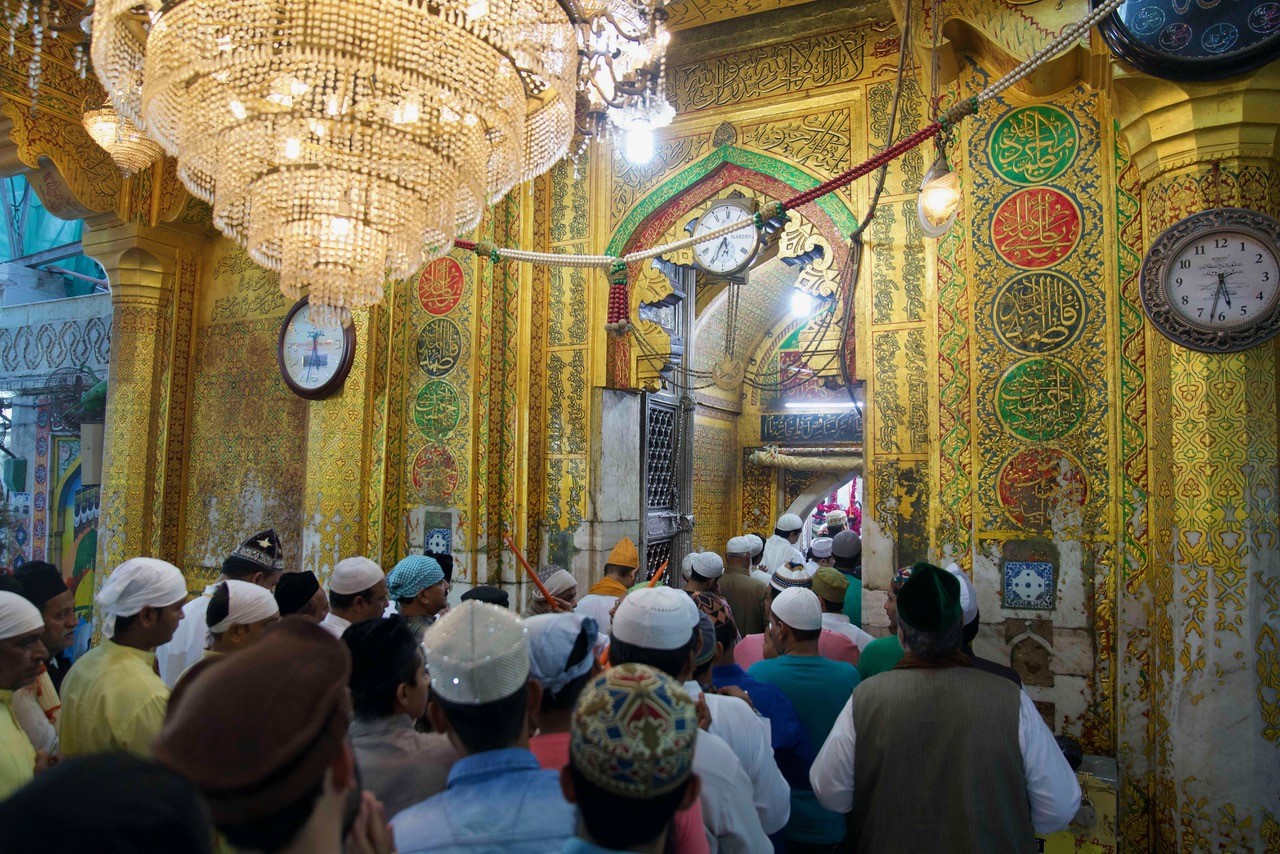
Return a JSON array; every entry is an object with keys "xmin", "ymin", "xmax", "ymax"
[{"xmin": 606, "ymin": 145, "xmax": 859, "ymax": 257}]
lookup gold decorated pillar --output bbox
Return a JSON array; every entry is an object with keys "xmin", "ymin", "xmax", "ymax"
[{"xmin": 1112, "ymin": 64, "xmax": 1280, "ymax": 851}]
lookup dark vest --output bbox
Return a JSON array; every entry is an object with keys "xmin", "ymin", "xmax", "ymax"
[{"xmin": 849, "ymin": 667, "xmax": 1036, "ymax": 853}]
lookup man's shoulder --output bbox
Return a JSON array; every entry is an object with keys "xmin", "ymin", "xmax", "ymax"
[{"xmin": 693, "ymin": 727, "xmax": 746, "ymax": 777}]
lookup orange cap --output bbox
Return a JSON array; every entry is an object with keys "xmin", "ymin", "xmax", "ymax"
[{"xmin": 605, "ymin": 537, "xmax": 639, "ymax": 570}]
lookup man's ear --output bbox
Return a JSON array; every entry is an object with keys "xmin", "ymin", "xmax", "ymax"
[
  {"xmin": 426, "ymin": 697, "xmax": 451, "ymax": 735},
  {"xmin": 137, "ymin": 605, "xmax": 159, "ymax": 629},
  {"xmin": 678, "ymin": 773, "xmax": 701, "ymax": 811},
  {"xmin": 559, "ymin": 765, "xmax": 578, "ymax": 805},
  {"xmin": 250, "ymin": 571, "xmax": 265, "ymax": 586},
  {"xmin": 525, "ymin": 680, "xmax": 543, "ymax": 716},
  {"xmin": 715, "ymin": 641, "xmax": 724, "ymax": 659}
]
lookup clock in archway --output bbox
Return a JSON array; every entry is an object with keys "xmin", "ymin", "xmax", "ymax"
[{"xmin": 1095, "ymin": 0, "xmax": 1280, "ymax": 80}]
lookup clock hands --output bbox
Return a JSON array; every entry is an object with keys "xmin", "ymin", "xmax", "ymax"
[{"xmin": 1208, "ymin": 274, "xmax": 1223, "ymax": 324}]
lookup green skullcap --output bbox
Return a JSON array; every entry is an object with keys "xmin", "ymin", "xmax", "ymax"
[{"xmin": 896, "ymin": 562, "xmax": 961, "ymax": 632}]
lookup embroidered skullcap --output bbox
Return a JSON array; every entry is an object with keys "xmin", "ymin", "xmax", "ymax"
[
  {"xmin": 771, "ymin": 587, "xmax": 823, "ymax": 632},
  {"xmin": 274, "ymin": 571, "xmax": 321, "ymax": 616},
  {"xmin": 824, "ymin": 509, "xmax": 848, "ymax": 530},
  {"xmin": 0, "ymin": 590, "xmax": 44, "ymax": 641},
  {"xmin": 329, "ymin": 557, "xmax": 384, "ymax": 596},
  {"xmin": 606, "ymin": 537, "xmax": 640, "ymax": 570},
  {"xmin": 892, "ymin": 564, "xmax": 918, "ymax": 590},
  {"xmin": 811, "ymin": 567, "xmax": 849, "ymax": 604},
  {"xmin": 386, "ymin": 555, "xmax": 444, "ymax": 601},
  {"xmin": 944, "ymin": 562, "xmax": 979, "ymax": 626},
  {"xmin": 725, "ymin": 536, "xmax": 754, "ymax": 556},
  {"xmin": 154, "ymin": 619, "xmax": 352, "ymax": 826},
  {"xmin": 770, "ymin": 564, "xmax": 814, "ymax": 592},
  {"xmin": 691, "ymin": 552, "xmax": 724, "ymax": 579},
  {"xmin": 747, "ymin": 534, "xmax": 765, "ymax": 557},
  {"xmin": 225, "ymin": 529, "xmax": 284, "ymax": 575},
  {"xmin": 809, "ymin": 537, "xmax": 834, "ymax": 560},
  {"xmin": 693, "ymin": 612, "xmax": 717, "ymax": 666},
  {"xmin": 689, "ymin": 591, "xmax": 734, "ymax": 628},
  {"xmin": 461, "ymin": 586, "xmax": 509, "ymax": 608},
  {"xmin": 10, "ymin": 561, "xmax": 67, "ymax": 610},
  {"xmin": 570, "ymin": 664, "xmax": 697, "ymax": 799},
  {"xmin": 611, "ymin": 586, "xmax": 699, "ymax": 651},
  {"xmin": 533, "ymin": 565, "xmax": 577, "ymax": 601},
  {"xmin": 775, "ymin": 513, "xmax": 804, "ymax": 533},
  {"xmin": 97, "ymin": 558, "xmax": 188, "ymax": 639},
  {"xmin": 423, "ymin": 601, "xmax": 529, "ymax": 704},
  {"xmin": 897, "ymin": 563, "xmax": 962, "ymax": 632},
  {"xmin": 526, "ymin": 612, "xmax": 600, "ymax": 696},
  {"xmin": 207, "ymin": 580, "xmax": 279, "ymax": 633},
  {"xmin": 832, "ymin": 530, "xmax": 862, "ymax": 560}
]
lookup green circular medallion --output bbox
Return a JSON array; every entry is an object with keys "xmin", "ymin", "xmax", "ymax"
[
  {"xmin": 989, "ymin": 106, "xmax": 1078, "ymax": 186},
  {"xmin": 414, "ymin": 380, "xmax": 462, "ymax": 440},
  {"xmin": 995, "ymin": 357, "xmax": 1085, "ymax": 442}
]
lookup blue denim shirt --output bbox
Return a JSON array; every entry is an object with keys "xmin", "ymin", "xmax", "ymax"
[{"xmin": 392, "ymin": 747, "xmax": 577, "ymax": 853}]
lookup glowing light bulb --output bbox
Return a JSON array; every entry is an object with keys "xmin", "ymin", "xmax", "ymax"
[
  {"xmin": 790, "ymin": 290, "xmax": 815, "ymax": 317},
  {"xmin": 623, "ymin": 126, "xmax": 654, "ymax": 165},
  {"xmin": 917, "ymin": 154, "xmax": 961, "ymax": 237},
  {"xmin": 284, "ymin": 137, "xmax": 301, "ymax": 159},
  {"xmin": 229, "ymin": 100, "xmax": 246, "ymax": 120}
]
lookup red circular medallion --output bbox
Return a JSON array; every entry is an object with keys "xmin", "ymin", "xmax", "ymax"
[
  {"xmin": 412, "ymin": 445, "xmax": 459, "ymax": 500},
  {"xmin": 991, "ymin": 188, "xmax": 1081, "ymax": 269},
  {"xmin": 417, "ymin": 257, "xmax": 464, "ymax": 315},
  {"xmin": 996, "ymin": 448, "xmax": 1088, "ymax": 530}
]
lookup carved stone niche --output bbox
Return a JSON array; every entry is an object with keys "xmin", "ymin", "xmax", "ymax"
[{"xmin": 1004, "ymin": 617, "xmax": 1055, "ymax": 687}]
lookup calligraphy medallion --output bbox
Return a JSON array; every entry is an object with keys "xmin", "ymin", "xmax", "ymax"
[
  {"xmin": 411, "ymin": 445, "xmax": 459, "ymax": 500},
  {"xmin": 996, "ymin": 358, "xmax": 1086, "ymax": 442},
  {"xmin": 417, "ymin": 257, "xmax": 465, "ymax": 316},
  {"xmin": 989, "ymin": 106, "xmax": 1078, "ymax": 186},
  {"xmin": 416, "ymin": 318, "xmax": 462, "ymax": 377},
  {"xmin": 414, "ymin": 380, "xmax": 462, "ymax": 440},
  {"xmin": 992, "ymin": 188, "xmax": 1081, "ymax": 269},
  {"xmin": 992, "ymin": 271, "xmax": 1086, "ymax": 354},
  {"xmin": 996, "ymin": 448, "xmax": 1088, "ymax": 530}
]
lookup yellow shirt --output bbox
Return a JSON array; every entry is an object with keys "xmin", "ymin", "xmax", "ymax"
[
  {"xmin": 60, "ymin": 640, "xmax": 170, "ymax": 758},
  {"xmin": 0, "ymin": 690, "xmax": 36, "ymax": 800}
]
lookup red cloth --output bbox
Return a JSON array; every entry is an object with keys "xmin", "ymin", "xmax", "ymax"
[
  {"xmin": 732, "ymin": 629, "xmax": 860, "ymax": 669},
  {"xmin": 529, "ymin": 731, "xmax": 710, "ymax": 854}
]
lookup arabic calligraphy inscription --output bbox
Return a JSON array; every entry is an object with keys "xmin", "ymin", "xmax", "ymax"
[
  {"xmin": 416, "ymin": 318, "xmax": 462, "ymax": 377},
  {"xmin": 992, "ymin": 271, "xmax": 1086, "ymax": 354},
  {"xmin": 989, "ymin": 106, "xmax": 1078, "ymax": 186},
  {"xmin": 992, "ymin": 188, "xmax": 1081, "ymax": 269},
  {"xmin": 760, "ymin": 411, "xmax": 864, "ymax": 444},
  {"xmin": 996, "ymin": 358, "xmax": 1086, "ymax": 442},
  {"xmin": 996, "ymin": 447, "xmax": 1088, "ymax": 531},
  {"xmin": 412, "ymin": 445, "xmax": 460, "ymax": 500},
  {"xmin": 414, "ymin": 380, "xmax": 462, "ymax": 440},
  {"xmin": 417, "ymin": 257, "xmax": 465, "ymax": 316}
]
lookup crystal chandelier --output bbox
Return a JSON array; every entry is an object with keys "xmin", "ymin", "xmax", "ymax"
[
  {"xmin": 91, "ymin": 0, "xmax": 578, "ymax": 316},
  {"xmin": 81, "ymin": 98, "xmax": 163, "ymax": 177}
]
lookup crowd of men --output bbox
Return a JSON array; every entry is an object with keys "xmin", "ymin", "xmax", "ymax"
[{"xmin": 0, "ymin": 514, "xmax": 1082, "ymax": 853}]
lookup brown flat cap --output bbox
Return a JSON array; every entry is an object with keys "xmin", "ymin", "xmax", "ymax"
[{"xmin": 153, "ymin": 617, "xmax": 353, "ymax": 824}]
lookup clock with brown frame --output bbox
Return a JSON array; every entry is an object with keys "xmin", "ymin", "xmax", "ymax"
[{"xmin": 276, "ymin": 296, "xmax": 357, "ymax": 400}]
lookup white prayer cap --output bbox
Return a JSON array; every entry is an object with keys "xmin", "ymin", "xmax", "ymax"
[
  {"xmin": 0, "ymin": 591, "xmax": 43, "ymax": 641},
  {"xmin": 526, "ymin": 612, "xmax": 601, "ymax": 696},
  {"xmin": 97, "ymin": 558, "xmax": 188, "ymax": 639},
  {"xmin": 330, "ymin": 557, "xmax": 384, "ymax": 595},
  {"xmin": 726, "ymin": 536, "xmax": 755, "ymax": 556},
  {"xmin": 424, "ymin": 601, "xmax": 529, "ymax": 705},
  {"xmin": 770, "ymin": 564, "xmax": 813, "ymax": 592},
  {"xmin": 775, "ymin": 513, "xmax": 804, "ymax": 533},
  {"xmin": 944, "ymin": 562, "xmax": 979, "ymax": 626},
  {"xmin": 824, "ymin": 509, "xmax": 848, "ymax": 528},
  {"xmin": 809, "ymin": 537, "xmax": 834, "ymax": 559},
  {"xmin": 208, "ymin": 579, "xmax": 280, "ymax": 634},
  {"xmin": 532, "ymin": 566, "xmax": 577, "ymax": 601},
  {"xmin": 771, "ymin": 587, "xmax": 822, "ymax": 632},
  {"xmin": 691, "ymin": 552, "xmax": 724, "ymax": 579},
  {"xmin": 746, "ymin": 534, "xmax": 765, "ymax": 557},
  {"xmin": 611, "ymin": 586, "xmax": 699, "ymax": 650},
  {"xmin": 680, "ymin": 552, "xmax": 699, "ymax": 579}
]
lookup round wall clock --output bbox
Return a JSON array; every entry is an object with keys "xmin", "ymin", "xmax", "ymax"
[
  {"xmin": 692, "ymin": 197, "xmax": 760, "ymax": 277},
  {"xmin": 276, "ymin": 297, "xmax": 356, "ymax": 399},
  {"xmin": 1095, "ymin": 0, "xmax": 1280, "ymax": 81},
  {"xmin": 1140, "ymin": 208, "xmax": 1280, "ymax": 353}
]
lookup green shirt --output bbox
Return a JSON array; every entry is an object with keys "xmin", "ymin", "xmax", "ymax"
[
  {"xmin": 857, "ymin": 635, "xmax": 905, "ymax": 680},
  {"xmin": 842, "ymin": 574, "xmax": 862, "ymax": 627}
]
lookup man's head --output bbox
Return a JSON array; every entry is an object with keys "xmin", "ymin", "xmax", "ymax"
[
  {"xmin": 808, "ymin": 536, "xmax": 836, "ymax": 568},
  {"xmin": 6, "ymin": 561, "xmax": 77, "ymax": 655},
  {"xmin": 274, "ymin": 571, "xmax": 329, "ymax": 623},
  {"xmin": 769, "ymin": 563, "xmax": 814, "ymax": 597},
  {"xmin": 691, "ymin": 590, "xmax": 739, "ymax": 664},
  {"xmin": 461, "ymin": 586, "xmax": 509, "ymax": 608},
  {"xmin": 221, "ymin": 529, "xmax": 285, "ymax": 591},
  {"xmin": 811, "ymin": 567, "xmax": 849, "ymax": 614},
  {"xmin": 562, "ymin": 664, "xmax": 700, "ymax": 851},
  {"xmin": 896, "ymin": 563, "xmax": 964, "ymax": 660},
  {"xmin": 608, "ymin": 586, "xmax": 700, "ymax": 681},
  {"xmin": 97, "ymin": 558, "xmax": 188, "ymax": 650},
  {"xmin": 386, "ymin": 555, "xmax": 448, "ymax": 617},
  {"xmin": 725, "ymin": 536, "xmax": 754, "ymax": 570},
  {"xmin": 885, "ymin": 564, "xmax": 917, "ymax": 632},
  {"xmin": 824, "ymin": 509, "xmax": 848, "ymax": 536},
  {"xmin": 154, "ymin": 619, "xmax": 357, "ymax": 853},
  {"xmin": 944, "ymin": 562, "xmax": 981, "ymax": 646},
  {"xmin": 328, "ymin": 557, "xmax": 388, "ymax": 623},
  {"xmin": 344, "ymin": 616, "xmax": 428, "ymax": 722},
  {"xmin": 603, "ymin": 537, "xmax": 640, "ymax": 586},
  {"xmin": 747, "ymin": 534, "xmax": 766, "ymax": 566},
  {"xmin": 831, "ymin": 530, "xmax": 862, "ymax": 574},
  {"xmin": 0, "ymin": 590, "xmax": 49, "ymax": 691},
  {"xmin": 774, "ymin": 513, "xmax": 804, "ymax": 544},
  {"xmin": 683, "ymin": 552, "xmax": 724, "ymax": 591},
  {"xmin": 768, "ymin": 587, "xmax": 823, "ymax": 655},
  {"xmin": 206, "ymin": 579, "xmax": 280, "ymax": 653},
  {"xmin": 424, "ymin": 601, "xmax": 538, "ymax": 756},
  {"xmin": 526, "ymin": 612, "xmax": 600, "ymax": 718},
  {"xmin": 531, "ymin": 565, "xmax": 577, "ymax": 611}
]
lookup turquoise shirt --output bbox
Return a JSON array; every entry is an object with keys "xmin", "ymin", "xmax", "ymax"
[
  {"xmin": 842, "ymin": 573, "xmax": 862, "ymax": 627},
  {"xmin": 857, "ymin": 634, "xmax": 905, "ymax": 680},
  {"xmin": 748, "ymin": 654, "xmax": 861, "ymax": 845}
]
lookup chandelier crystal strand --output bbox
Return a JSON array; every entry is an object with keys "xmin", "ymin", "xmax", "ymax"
[{"xmin": 93, "ymin": 0, "xmax": 577, "ymax": 315}]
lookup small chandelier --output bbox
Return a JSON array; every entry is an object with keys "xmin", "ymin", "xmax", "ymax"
[
  {"xmin": 91, "ymin": 0, "xmax": 578, "ymax": 317},
  {"xmin": 82, "ymin": 98, "xmax": 163, "ymax": 177},
  {"xmin": 917, "ymin": 147, "xmax": 961, "ymax": 237}
]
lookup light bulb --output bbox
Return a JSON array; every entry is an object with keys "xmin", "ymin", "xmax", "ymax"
[
  {"xmin": 623, "ymin": 126, "xmax": 654, "ymax": 165},
  {"xmin": 790, "ymin": 290, "xmax": 815, "ymax": 317},
  {"xmin": 917, "ymin": 154, "xmax": 961, "ymax": 237}
]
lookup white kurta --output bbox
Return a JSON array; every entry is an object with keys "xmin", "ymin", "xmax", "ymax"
[
  {"xmin": 821, "ymin": 612, "xmax": 876, "ymax": 651},
  {"xmin": 760, "ymin": 535, "xmax": 803, "ymax": 576},
  {"xmin": 693, "ymin": 726, "xmax": 773, "ymax": 853},
  {"xmin": 573, "ymin": 594, "xmax": 618, "ymax": 636},
  {"xmin": 156, "ymin": 588, "xmax": 213, "ymax": 689},
  {"xmin": 318, "ymin": 611, "xmax": 352, "ymax": 639}
]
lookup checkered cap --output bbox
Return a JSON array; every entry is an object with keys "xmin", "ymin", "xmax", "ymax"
[{"xmin": 423, "ymin": 601, "xmax": 529, "ymax": 704}]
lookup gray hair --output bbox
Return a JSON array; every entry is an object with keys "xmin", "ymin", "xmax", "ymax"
[{"xmin": 899, "ymin": 616, "xmax": 964, "ymax": 661}]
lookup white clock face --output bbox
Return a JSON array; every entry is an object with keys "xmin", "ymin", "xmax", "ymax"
[
  {"xmin": 281, "ymin": 303, "xmax": 348, "ymax": 391},
  {"xmin": 693, "ymin": 202, "xmax": 759, "ymax": 275},
  {"xmin": 1167, "ymin": 230, "xmax": 1280, "ymax": 330}
]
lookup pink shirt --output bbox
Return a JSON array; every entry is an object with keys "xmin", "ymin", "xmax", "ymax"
[
  {"xmin": 529, "ymin": 731, "xmax": 710, "ymax": 854},
  {"xmin": 733, "ymin": 630, "xmax": 860, "ymax": 669}
]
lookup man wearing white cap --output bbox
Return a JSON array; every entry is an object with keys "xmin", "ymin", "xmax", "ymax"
[
  {"xmin": 61, "ymin": 558, "xmax": 188, "ymax": 757},
  {"xmin": 822, "ymin": 509, "xmax": 848, "ymax": 538},
  {"xmin": 733, "ymin": 570, "xmax": 859, "ymax": 670},
  {"xmin": 945, "ymin": 563, "xmax": 1021, "ymax": 686},
  {"xmin": 749, "ymin": 587, "xmax": 861, "ymax": 850},
  {"xmin": 0, "ymin": 590, "xmax": 50, "ymax": 797},
  {"xmin": 747, "ymin": 534, "xmax": 770, "ymax": 585},
  {"xmin": 392, "ymin": 601, "xmax": 577, "ymax": 851},
  {"xmin": 320, "ymin": 556, "xmax": 389, "ymax": 639},
  {"xmin": 807, "ymin": 537, "xmax": 836, "ymax": 567},
  {"xmin": 683, "ymin": 551, "xmax": 724, "ymax": 596},
  {"xmin": 720, "ymin": 536, "xmax": 768, "ymax": 636},
  {"xmin": 761, "ymin": 513, "xmax": 805, "ymax": 577},
  {"xmin": 175, "ymin": 580, "xmax": 280, "ymax": 687},
  {"xmin": 609, "ymin": 586, "xmax": 777, "ymax": 853}
]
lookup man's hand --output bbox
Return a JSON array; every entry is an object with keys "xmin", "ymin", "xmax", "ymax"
[
  {"xmin": 696, "ymin": 695, "xmax": 713, "ymax": 732},
  {"xmin": 718, "ymin": 685, "xmax": 754, "ymax": 709},
  {"xmin": 33, "ymin": 750, "xmax": 58, "ymax": 775},
  {"xmin": 345, "ymin": 792, "xmax": 395, "ymax": 854}
]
